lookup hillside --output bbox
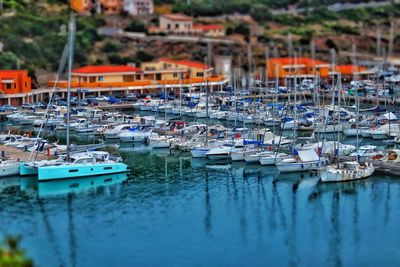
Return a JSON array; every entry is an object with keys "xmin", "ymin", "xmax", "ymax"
[{"xmin": 0, "ymin": 0, "xmax": 399, "ymax": 85}]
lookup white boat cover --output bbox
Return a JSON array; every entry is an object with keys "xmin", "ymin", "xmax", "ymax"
[
  {"xmin": 298, "ymin": 149, "xmax": 320, "ymax": 162},
  {"xmin": 383, "ymin": 112, "xmax": 397, "ymax": 121}
]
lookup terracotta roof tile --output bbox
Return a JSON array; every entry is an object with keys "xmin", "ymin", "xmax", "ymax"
[
  {"xmin": 73, "ymin": 65, "xmax": 142, "ymax": 74},
  {"xmin": 162, "ymin": 13, "xmax": 192, "ymax": 22}
]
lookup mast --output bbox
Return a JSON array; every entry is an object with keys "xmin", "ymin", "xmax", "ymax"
[
  {"xmin": 205, "ymin": 79, "xmax": 209, "ymax": 145},
  {"xmin": 293, "ymin": 51, "xmax": 298, "ymax": 150},
  {"xmin": 164, "ymin": 84, "xmax": 167, "ymax": 136},
  {"xmin": 66, "ymin": 14, "xmax": 76, "ymax": 161},
  {"xmin": 180, "ymin": 77, "xmax": 183, "ymax": 118}
]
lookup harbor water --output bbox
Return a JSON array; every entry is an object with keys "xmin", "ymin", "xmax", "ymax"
[{"xmin": 1, "ymin": 146, "xmax": 400, "ymax": 266}]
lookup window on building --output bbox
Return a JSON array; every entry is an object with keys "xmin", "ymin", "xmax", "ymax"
[
  {"xmin": 173, "ymin": 73, "xmax": 178, "ymax": 78},
  {"xmin": 98, "ymin": 76, "xmax": 104, "ymax": 82},
  {"xmin": 167, "ymin": 24, "xmax": 171, "ymax": 30},
  {"xmin": 123, "ymin": 75, "xmax": 135, "ymax": 82},
  {"xmin": 136, "ymin": 74, "xmax": 141, "ymax": 80},
  {"xmin": 196, "ymin": 72, "xmax": 204, "ymax": 77},
  {"xmin": 175, "ymin": 23, "xmax": 179, "ymax": 29},
  {"xmin": 89, "ymin": 77, "xmax": 96, "ymax": 83},
  {"xmin": 6, "ymin": 83, "xmax": 12, "ymax": 89}
]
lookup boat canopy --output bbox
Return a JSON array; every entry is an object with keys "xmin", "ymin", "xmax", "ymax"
[
  {"xmin": 382, "ymin": 112, "xmax": 397, "ymax": 121},
  {"xmin": 298, "ymin": 149, "xmax": 320, "ymax": 162}
]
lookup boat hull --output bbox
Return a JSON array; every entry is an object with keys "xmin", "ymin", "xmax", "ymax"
[
  {"xmin": 320, "ymin": 166, "xmax": 375, "ymax": 182},
  {"xmin": 37, "ymin": 162, "xmax": 129, "ymax": 181},
  {"xmin": 20, "ymin": 163, "xmax": 38, "ymax": 176},
  {"xmin": 0, "ymin": 162, "xmax": 20, "ymax": 177},
  {"xmin": 276, "ymin": 159, "xmax": 329, "ymax": 173},
  {"xmin": 191, "ymin": 148, "xmax": 209, "ymax": 158}
]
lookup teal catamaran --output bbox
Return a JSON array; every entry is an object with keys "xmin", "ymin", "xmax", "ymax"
[{"xmin": 20, "ymin": 14, "xmax": 129, "ymax": 181}]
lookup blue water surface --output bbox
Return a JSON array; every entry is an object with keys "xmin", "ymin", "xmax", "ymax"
[{"xmin": 0, "ymin": 149, "xmax": 399, "ymax": 267}]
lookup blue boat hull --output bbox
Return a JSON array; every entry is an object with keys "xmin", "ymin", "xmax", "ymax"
[
  {"xmin": 20, "ymin": 163, "xmax": 38, "ymax": 176},
  {"xmin": 37, "ymin": 163, "xmax": 129, "ymax": 181}
]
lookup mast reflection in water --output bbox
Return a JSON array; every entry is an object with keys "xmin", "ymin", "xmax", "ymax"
[{"xmin": 0, "ymin": 149, "xmax": 399, "ymax": 266}]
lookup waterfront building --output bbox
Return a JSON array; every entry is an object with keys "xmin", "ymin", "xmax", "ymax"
[
  {"xmin": 141, "ymin": 58, "xmax": 213, "ymax": 79},
  {"xmin": 266, "ymin": 57, "xmax": 367, "ymax": 80},
  {"xmin": 48, "ymin": 61, "xmax": 225, "ymax": 98},
  {"xmin": 72, "ymin": 65, "xmax": 143, "ymax": 83},
  {"xmin": 0, "ymin": 70, "xmax": 34, "ymax": 105}
]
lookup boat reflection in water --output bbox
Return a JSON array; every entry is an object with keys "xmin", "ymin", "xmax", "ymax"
[{"xmin": 20, "ymin": 173, "xmax": 129, "ymax": 197}]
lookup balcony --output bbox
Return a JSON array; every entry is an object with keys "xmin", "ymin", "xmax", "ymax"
[{"xmin": 47, "ymin": 76, "xmax": 226, "ymax": 89}]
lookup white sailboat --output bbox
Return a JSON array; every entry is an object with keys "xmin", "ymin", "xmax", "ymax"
[
  {"xmin": 320, "ymin": 161, "xmax": 375, "ymax": 182},
  {"xmin": 276, "ymin": 149, "xmax": 329, "ymax": 173}
]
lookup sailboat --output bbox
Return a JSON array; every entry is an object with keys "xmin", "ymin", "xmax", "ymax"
[
  {"xmin": 320, "ymin": 70, "xmax": 375, "ymax": 182},
  {"xmin": 20, "ymin": 14, "xmax": 129, "ymax": 181}
]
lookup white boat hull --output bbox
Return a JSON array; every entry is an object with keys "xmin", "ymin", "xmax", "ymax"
[
  {"xmin": 320, "ymin": 165, "xmax": 375, "ymax": 182},
  {"xmin": 277, "ymin": 159, "xmax": 329, "ymax": 173}
]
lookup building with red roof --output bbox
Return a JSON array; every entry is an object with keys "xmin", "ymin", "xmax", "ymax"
[
  {"xmin": 47, "ymin": 62, "xmax": 226, "ymax": 99},
  {"xmin": 142, "ymin": 58, "xmax": 213, "ymax": 79},
  {"xmin": 150, "ymin": 13, "xmax": 225, "ymax": 37},
  {"xmin": 72, "ymin": 65, "xmax": 142, "ymax": 83}
]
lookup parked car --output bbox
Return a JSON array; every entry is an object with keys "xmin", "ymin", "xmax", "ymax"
[
  {"xmin": 95, "ymin": 96, "xmax": 109, "ymax": 102},
  {"xmin": 125, "ymin": 93, "xmax": 137, "ymax": 102},
  {"xmin": 56, "ymin": 101, "xmax": 68, "ymax": 107},
  {"xmin": 22, "ymin": 103, "xmax": 35, "ymax": 110},
  {"xmin": 33, "ymin": 102, "xmax": 46, "ymax": 109},
  {"xmin": 108, "ymin": 95, "xmax": 122, "ymax": 104},
  {"xmin": 83, "ymin": 98, "xmax": 98, "ymax": 106},
  {"xmin": 2, "ymin": 104, "xmax": 17, "ymax": 111},
  {"xmin": 77, "ymin": 100, "xmax": 88, "ymax": 106}
]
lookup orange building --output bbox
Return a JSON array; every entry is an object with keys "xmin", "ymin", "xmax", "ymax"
[
  {"xmin": 0, "ymin": 70, "xmax": 34, "ymax": 106},
  {"xmin": 0, "ymin": 70, "xmax": 31, "ymax": 95},
  {"xmin": 267, "ymin": 57, "xmax": 366, "ymax": 79},
  {"xmin": 48, "ymin": 62, "xmax": 226, "ymax": 97}
]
